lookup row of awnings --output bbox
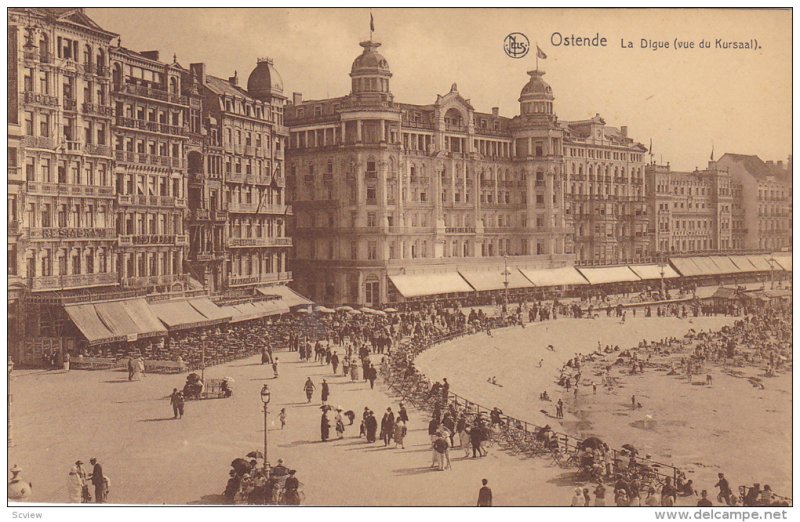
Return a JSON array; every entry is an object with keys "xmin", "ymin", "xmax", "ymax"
[
  {"xmin": 65, "ymin": 285, "xmax": 314, "ymax": 345},
  {"xmin": 387, "ymin": 253, "xmax": 790, "ymax": 298}
]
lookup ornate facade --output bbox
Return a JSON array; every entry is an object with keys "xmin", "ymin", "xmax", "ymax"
[
  {"xmin": 185, "ymin": 59, "xmax": 292, "ymax": 293},
  {"xmin": 110, "ymin": 47, "xmax": 192, "ymax": 294},
  {"xmin": 645, "ymin": 160, "xmax": 742, "ymax": 255},
  {"xmin": 285, "ymin": 38, "xmax": 647, "ymax": 305},
  {"xmin": 8, "ymin": 8, "xmax": 119, "ymax": 348}
]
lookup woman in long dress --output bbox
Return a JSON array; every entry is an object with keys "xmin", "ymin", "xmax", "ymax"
[
  {"xmin": 393, "ymin": 419, "xmax": 406, "ymax": 449},
  {"xmin": 67, "ymin": 465, "xmax": 83, "ymax": 502}
]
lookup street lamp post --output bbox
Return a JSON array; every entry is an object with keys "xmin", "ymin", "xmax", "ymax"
[
  {"xmin": 260, "ymin": 384, "xmax": 271, "ymax": 474},
  {"xmin": 502, "ymin": 255, "xmax": 510, "ymax": 309},
  {"xmin": 768, "ymin": 255, "xmax": 776, "ymax": 289},
  {"xmin": 659, "ymin": 256, "xmax": 666, "ymax": 300}
]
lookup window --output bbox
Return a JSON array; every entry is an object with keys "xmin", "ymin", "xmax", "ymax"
[
  {"xmin": 350, "ymin": 241, "xmax": 358, "ymax": 260},
  {"xmin": 24, "ymin": 112, "xmax": 33, "ymax": 136},
  {"xmin": 367, "ymin": 212, "xmax": 376, "ymax": 227},
  {"xmin": 366, "ymin": 186, "xmax": 376, "ymax": 203},
  {"xmin": 367, "ymin": 241, "xmax": 377, "ymax": 260}
]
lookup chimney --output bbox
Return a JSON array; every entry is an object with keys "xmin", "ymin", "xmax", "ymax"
[
  {"xmin": 620, "ymin": 125, "xmax": 628, "ymax": 137},
  {"xmin": 140, "ymin": 50, "xmax": 160, "ymax": 61},
  {"xmin": 777, "ymin": 160, "xmax": 784, "ymax": 169},
  {"xmin": 491, "ymin": 107, "xmax": 499, "ymax": 117},
  {"xmin": 190, "ymin": 63, "xmax": 206, "ymax": 85},
  {"xmin": 228, "ymin": 71, "xmax": 238, "ymax": 86},
  {"xmin": 293, "ymin": 92, "xmax": 303, "ymax": 105}
]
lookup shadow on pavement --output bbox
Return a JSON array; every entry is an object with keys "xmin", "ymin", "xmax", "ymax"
[
  {"xmin": 187, "ymin": 494, "xmax": 228, "ymax": 505},
  {"xmin": 102, "ymin": 380, "xmax": 134, "ymax": 384},
  {"xmin": 391, "ymin": 466, "xmax": 440, "ymax": 476},
  {"xmin": 545, "ymin": 471, "xmax": 579, "ymax": 487},
  {"xmin": 139, "ymin": 417, "xmax": 178, "ymax": 422}
]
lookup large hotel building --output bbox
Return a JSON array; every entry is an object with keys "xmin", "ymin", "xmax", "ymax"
[
  {"xmin": 285, "ymin": 38, "xmax": 649, "ymax": 306},
  {"xmin": 7, "ymin": 8, "xmax": 294, "ymax": 364}
]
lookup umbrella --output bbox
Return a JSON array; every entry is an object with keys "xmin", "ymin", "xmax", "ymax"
[
  {"xmin": 223, "ymin": 376, "xmax": 235, "ymax": 383},
  {"xmin": 337, "ymin": 305, "xmax": 354, "ymax": 312},
  {"xmin": 621, "ymin": 443, "xmax": 638, "ymax": 455},
  {"xmin": 359, "ymin": 307, "xmax": 375, "ymax": 314},
  {"xmin": 579, "ymin": 436, "xmax": 604, "ymax": 450},
  {"xmin": 246, "ymin": 450, "xmax": 264, "ymax": 459},
  {"xmin": 372, "ymin": 310, "xmax": 387, "ymax": 316},
  {"xmin": 317, "ymin": 306, "xmax": 335, "ymax": 314},
  {"xmin": 295, "ymin": 308, "xmax": 311, "ymax": 314},
  {"xmin": 347, "ymin": 309, "xmax": 362, "ymax": 315},
  {"xmin": 231, "ymin": 458, "xmax": 250, "ymax": 475},
  {"xmin": 384, "ymin": 308, "xmax": 398, "ymax": 313}
]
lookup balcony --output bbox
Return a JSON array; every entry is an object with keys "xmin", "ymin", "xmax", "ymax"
[
  {"xmin": 9, "ymin": 221, "xmax": 21, "ymax": 235},
  {"xmin": 228, "ymin": 202, "xmax": 289, "ymax": 214},
  {"xmin": 120, "ymin": 274, "xmax": 187, "ymax": 288},
  {"xmin": 64, "ymin": 140, "xmax": 82, "ymax": 153},
  {"xmin": 227, "ymin": 237, "xmax": 293, "ymax": 248},
  {"xmin": 23, "ymin": 91, "xmax": 59, "ymax": 107},
  {"xmin": 115, "ymin": 82, "xmax": 188, "ymax": 106},
  {"xmin": 365, "ymin": 171, "xmax": 378, "ymax": 180},
  {"xmin": 117, "ymin": 194, "xmax": 183, "ymax": 207},
  {"xmin": 27, "ymin": 181, "xmax": 114, "ymax": 198},
  {"xmin": 30, "ymin": 272, "xmax": 119, "ymax": 292},
  {"xmin": 228, "ymin": 271, "xmax": 292, "ymax": 287},
  {"xmin": 118, "ymin": 234, "xmax": 187, "ymax": 247},
  {"xmin": 21, "ymin": 136, "xmax": 56, "ymax": 150},
  {"xmin": 80, "ymin": 63, "xmax": 108, "ymax": 77},
  {"xmin": 82, "ymin": 102, "xmax": 114, "ymax": 117},
  {"xmin": 28, "ymin": 227, "xmax": 116, "ymax": 240},
  {"xmin": 23, "ymin": 50, "xmax": 52, "ymax": 65},
  {"xmin": 84, "ymin": 143, "xmax": 111, "ymax": 157},
  {"xmin": 114, "ymin": 117, "xmax": 187, "ymax": 137},
  {"xmin": 191, "ymin": 209, "xmax": 211, "ymax": 221},
  {"xmin": 63, "ymin": 98, "xmax": 77, "ymax": 111},
  {"xmin": 445, "ymin": 226, "xmax": 476, "ymax": 234},
  {"xmin": 113, "ymin": 150, "xmax": 183, "ymax": 169}
]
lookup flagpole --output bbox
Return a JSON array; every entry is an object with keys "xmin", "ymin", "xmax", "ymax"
[{"xmin": 535, "ymin": 42, "xmax": 539, "ymax": 71}]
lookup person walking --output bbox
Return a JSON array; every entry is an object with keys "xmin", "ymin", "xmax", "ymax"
[
  {"xmin": 170, "ymin": 388, "xmax": 185, "ymax": 419},
  {"xmin": 393, "ymin": 419, "xmax": 406, "ymax": 449},
  {"xmin": 398, "ymin": 403, "xmax": 409, "ymax": 426},
  {"xmin": 432, "ymin": 432, "xmax": 449, "ymax": 470},
  {"xmin": 367, "ymin": 365, "xmax": 377, "ymax": 389},
  {"xmin": 127, "ymin": 356, "xmax": 135, "ymax": 381},
  {"xmin": 477, "ymin": 479, "xmax": 493, "ymax": 506},
  {"xmin": 335, "ymin": 408, "xmax": 345, "ymax": 439},
  {"xmin": 380, "ymin": 408, "xmax": 395, "ymax": 446},
  {"xmin": 303, "ymin": 378, "xmax": 316, "ymax": 403},
  {"xmin": 272, "ymin": 357, "xmax": 279, "ymax": 379},
  {"xmin": 320, "ymin": 409, "xmax": 331, "ymax": 442},
  {"xmin": 715, "ymin": 473, "xmax": 733, "ymax": 505},
  {"xmin": 279, "ymin": 408, "xmax": 287, "ymax": 430},
  {"xmin": 365, "ymin": 410, "xmax": 378, "ymax": 443},
  {"xmin": 571, "ymin": 487, "xmax": 584, "ymax": 506},
  {"xmin": 594, "ymin": 480, "xmax": 606, "ymax": 506},
  {"xmin": 331, "ymin": 352, "xmax": 340, "ymax": 375},
  {"xmin": 321, "ymin": 379, "xmax": 330, "ymax": 406},
  {"xmin": 88, "ymin": 458, "xmax": 104, "ymax": 503}
]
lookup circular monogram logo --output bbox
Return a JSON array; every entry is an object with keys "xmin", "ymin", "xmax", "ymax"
[{"xmin": 504, "ymin": 32, "xmax": 530, "ymax": 58}]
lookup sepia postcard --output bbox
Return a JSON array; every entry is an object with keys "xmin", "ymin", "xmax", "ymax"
[{"xmin": 4, "ymin": 6, "xmax": 793, "ymax": 518}]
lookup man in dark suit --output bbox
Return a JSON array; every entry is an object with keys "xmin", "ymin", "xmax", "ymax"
[
  {"xmin": 477, "ymin": 478, "xmax": 493, "ymax": 506},
  {"xmin": 89, "ymin": 458, "xmax": 104, "ymax": 503}
]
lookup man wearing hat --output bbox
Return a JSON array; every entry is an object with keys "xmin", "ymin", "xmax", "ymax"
[{"xmin": 88, "ymin": 458, "xmax": 104, "ymax": 503}]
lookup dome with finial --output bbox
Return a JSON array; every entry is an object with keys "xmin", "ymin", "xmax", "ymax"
[
  {"xmin": 247, "ymin": 57, "xmax": 284, "ymax": 101},
  {"xmin": 519, "ymin": 70, "xmax": 553, "ymax": 100},
  {"xmin": 351, "ymin": 40, "xmax": 391, "ymax": 76}
]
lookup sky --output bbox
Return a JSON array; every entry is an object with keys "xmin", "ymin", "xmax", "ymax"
[{"xmin": 88, "ymin": 8, "xmax": 791, "ymax": 171}]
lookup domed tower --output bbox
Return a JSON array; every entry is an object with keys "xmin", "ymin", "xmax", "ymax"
[
  {"xmin": 247, "ymin": 57, "xmax": 286, "ymax": 102},
  {"xmin": 519, "ymin": 70, "xmax": 555, "ymax": 120},
  {"xmin": 511, "ymin": 68, "xmax": 567, "ymax": 257},
  {"xmin": 349, "ymin": 40, "xmax": 393, "ymax": 105}
]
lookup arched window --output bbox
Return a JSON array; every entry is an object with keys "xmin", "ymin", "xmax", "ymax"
[{"xmin": 83, "ymin": 44, "xmax": 92, "ymax": 65}]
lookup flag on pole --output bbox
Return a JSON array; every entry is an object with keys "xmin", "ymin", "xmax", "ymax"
[
  {"xmin": 648, "ymin": 138, "xmax": 653, "ymax": 155},
  {"xmin": 710, "ymin": 144, "xmax": 715, "ymax": 161},
  {"xmin": 370, "ymin": 12, "xmax": 375, "ymax": 33},
  {"xmin": 536, "ymin": 45, "xmax": 547, "ymax": 59}
]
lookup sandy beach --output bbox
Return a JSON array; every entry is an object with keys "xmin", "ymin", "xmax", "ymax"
[{"xmin": 415, "ymin": 315, "xmax": 792, "ymax": 497}]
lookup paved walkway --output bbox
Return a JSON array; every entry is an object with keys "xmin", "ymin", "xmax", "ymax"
[{"xmin": 10, "ymin": 346, "xmax": 577, "ymax": 505}]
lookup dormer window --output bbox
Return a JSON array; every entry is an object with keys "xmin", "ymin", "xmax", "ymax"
[{"xmin": 314, "ymin": 106, "xmax": 322, "ymax": 116}]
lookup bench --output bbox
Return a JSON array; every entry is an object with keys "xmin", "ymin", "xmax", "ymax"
[
  {"xmin": 144, "ymin": 360, "xmax": 187, "ymax": 374},
  {"xmin": 71, "ymin": 357, "xmax": 121, "ymax": 370}
]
